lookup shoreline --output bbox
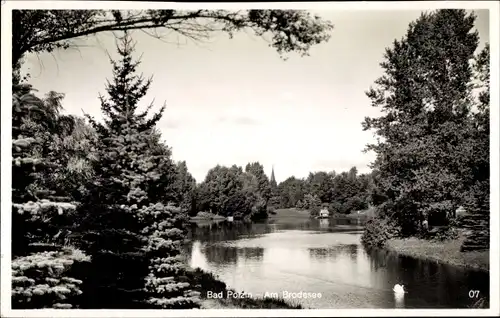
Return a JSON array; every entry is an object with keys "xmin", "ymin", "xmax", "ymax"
[
  {"xmin": 188, "ymin": 268, "xmax": 302, "ymax": 309},
  {"xmin": 385, "ymin": 236, "xmax": 489, "ymax": 273}
]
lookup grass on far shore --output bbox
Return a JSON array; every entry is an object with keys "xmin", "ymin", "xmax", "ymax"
[
  {"xmin": 268, "ymin": 207, "xmax": 372, "ymax": 220},
  {"xmin": 386, "ymin": 234, "xmax": 489, "ymax": 273},
  {"xmin": 268, "ymin": 208, "xmax": 311, "ymax": 219},
  {"xmin": 191, "ymin": 207, "xmax": 372, "ymax": 223}
]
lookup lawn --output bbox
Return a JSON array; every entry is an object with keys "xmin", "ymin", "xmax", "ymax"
[
  {"xmin": 269, "ymin": 208, "xmax": 312, "ymax": 219},
  {"xmin": 386, "ymin": 235, "xmax": 489, "ymax": 273}
]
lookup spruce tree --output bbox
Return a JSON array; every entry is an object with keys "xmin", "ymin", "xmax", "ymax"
[{"xmin": 81, "ymin": 32, "xmax": 200, "ymax": 308}]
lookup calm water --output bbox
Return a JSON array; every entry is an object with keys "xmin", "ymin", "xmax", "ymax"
[{"xmin": 185, "ymin": 218, "xmax": 489, "ymax": 309}]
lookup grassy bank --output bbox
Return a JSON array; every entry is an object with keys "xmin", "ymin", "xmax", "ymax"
[
  {"xmin": 268, "ymin": 208, "xmax": 370, "ymax": 221},
  {"xmin": 192, "ymin": 208, "xmax": 372, "ymax": 223},
  {"xmin": 386, "ymin": 235, "xmax": 489, "ymax": 273},
  {"xmin": 188, "ymin": 268, "xmax": 302, "ymax": 309},
  {"xmin": 268, "ymin": 208, "xmax": 312, "ymax": 220}
]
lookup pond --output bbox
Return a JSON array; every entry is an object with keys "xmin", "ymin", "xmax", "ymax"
[{"xmin": 185, "ymin": 217, "xmax": 489, "ymax": 309}]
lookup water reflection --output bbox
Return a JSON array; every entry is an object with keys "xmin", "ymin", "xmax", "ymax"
[
  {"xmin": 204, "ymin": 244, "xmax": 239, "ymax": 265},
  {"xmin": 365, "ymin": 248, "xmax": 490, "ymax": 308},
  {"xmin": 319, "ymin": 218, "xmax": 329, "ymax": 229},
  {"xmin": 187, "ymin": 219, "xmax": 489, "ymax": 309},
  {"xmin": 308, "ymin": 245, "xmax": 358, "ymax": 261},
  {"xmin": 394, "ymin": 292, "xmax": 405, "ymax": 308}
]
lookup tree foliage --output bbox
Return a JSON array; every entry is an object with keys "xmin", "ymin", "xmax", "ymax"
[
  {"xmin": 360, "ymin": 9, "xmax": 489, "ymax": 249},
  {"xmin": 173, "ymin": 161, "xmax": 197, "ymax": 215},
  {"xmin": 194, "ymin": 161, "xmax": 273, "ymax": 220},
  {"xmin": 274, "ymin": 168, "xmax": 374, "ymax": 214},
  {"xmin": 11, "ymin": 82, "xmax": 91, "ymax": 309},
  {"xmin": 13, "ymin": 9, "xmax": 334, "ymax": 83}
]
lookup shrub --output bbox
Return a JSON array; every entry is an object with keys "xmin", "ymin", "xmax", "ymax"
[
  {"xmin": 296, "ymin": 200, "xmax": 304, "ymax": 209},
  {"xmin": 267, "ymin": 206, "xmax": 276, "ymax": 215},
  {"xmin": 429, "ymin": 225, "xmax": 459, "ymax": 242},
  {"xmin": 361, "ymin": 215, "xmax": 401, "ymax": 247},
  {"xmin": 195, "ymin": 211, "xmax": 217, "ymax": 219},
  {"xmin": 309, "ymin": 206, "xmax": 320, "ymax": 217},
  {"xmin": 327, "ymin": 203, "xmax": 338, "ymax": 215},
  {"xmin": 328, "ymin": 201, "xmax": 345, "ymax": 214}
]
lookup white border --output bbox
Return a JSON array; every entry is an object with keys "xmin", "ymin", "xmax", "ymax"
[{"xmin": 1, "ymin": 1, "xmax": 499, "ymax": 317}]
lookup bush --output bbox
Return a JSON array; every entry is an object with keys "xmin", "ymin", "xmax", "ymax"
[
  {"xmin": 296, "ymin": 200, "xmax": 304, "ymax": 209},
  {"xmin": 328, "ymin": 201, "xmax": 345, "ymax": 214},
  {"xmin": 361, "ymin": 215, "xmax": 401, "ymax": 247},
  {"xmin": 309, "ymin": 206, "xmax": 320, "ymax": 217},
  {"xmin": 431, "ymin": 227, "xmax": 459, "ymax": 241},
  {"xmin": 425, "ymin": 221, "xmax": 459, "ymax": 241},
  {"xmin": 267, "ymin": 206, "xmax": 276, "ymax": 215},
  {"xmin": 233, "ymin": 212, "xmax": 245, "ymax": 220},
  {"xmin": 326, "ymin": 203, "xmax": 338, "ymax": 215},
  {"xmin": 195, "ymin": 211, "xmax": 217, "ymax": 219},
  {"xmin": 250, "ymin": 199, "xmax": 268, "ymax": 221}
]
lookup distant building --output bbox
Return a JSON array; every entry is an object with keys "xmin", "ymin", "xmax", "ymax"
[
  {"xmin": 455, "ymin": 206, "xmax": 467, "ymax": 218},
  {"xmin": 319, "ymin": 208, "xmax": 329, "ymax": 218},
  {"xmin": 270, "ymin": 165, "xmax": 278, "ymax": 189}
]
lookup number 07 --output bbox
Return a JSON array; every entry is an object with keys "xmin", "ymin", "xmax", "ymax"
[{"xmin": 468, "ymin": 290, "xmax": 480, "ymax": 298}]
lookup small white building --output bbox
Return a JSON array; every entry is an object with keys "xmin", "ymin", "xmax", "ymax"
[
  {"xmin": 319, "ymin": 208, "xmax": 329, "ymax": 218},
  {"xmin": 455, "ymin": 206, "xmax": 467, "ymax": 218}
]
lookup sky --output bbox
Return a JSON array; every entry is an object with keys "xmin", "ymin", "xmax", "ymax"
[{"xmin": 20, "ymin": 9, "xmax": 490, "ymax": 183}]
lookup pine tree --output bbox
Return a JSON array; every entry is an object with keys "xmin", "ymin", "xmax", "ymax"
[{"xmin": 80, "ymin": 32, "xmax": 200, "ymax": 308}]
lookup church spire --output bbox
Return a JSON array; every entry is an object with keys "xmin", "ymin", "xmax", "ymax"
[{"xmin": 270, "ymin": 165, "xmax": 277, "ymax": 189}]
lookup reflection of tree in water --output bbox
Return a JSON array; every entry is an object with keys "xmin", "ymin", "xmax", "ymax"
[
  {"xmin": 365, "ymin": 247, "xmax": 394, "ymax": 271},
  {"xmin": 347, "ymin": 244, "xmax": 358, "ymax": 260},
  {"xmin": 364, "ymin": 246, "xmax": 490, "ymax": 308},
  {"xmin": 333, "ymin": 218, "xmax": 356, "ymax": 226},
  {"xmin": 203, "ymin": 244, "xmax": 239, "ymax": 265},
  {"xmin": 308, "ymin": 244, "xmax": 358, "ymax": 260},
  {"xmin": 319, "ymin": 218, "xmax": 329, "ymax": 229},
  {"xmin": 196, "ymin": 244, "xmax": 265, "ymax": 266},
  {"xmin": 238, "ymin": 247, "xmax": 264, "ymax": 262},
  {"xmin": 276, "ymin": 221, "xmax": 315, "ymax": 231},
  {"xmin": 190, "ymin": 221, "xmax": 268, "ymax": 242}
]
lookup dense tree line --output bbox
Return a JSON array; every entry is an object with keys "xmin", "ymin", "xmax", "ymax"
[
  {"xmin": 191, "ymin": 163, "xmax": 380, "ymax": 219},
  {"xmin": 11, "ymin": 9, "xmax": 333, "ymax": 309},
  {"xmin": 272, "ymin": 167, "xmax": 377, "ymax": 215},
  {"xmin": 360, "ymin": 9, "xmax": 490, "ymax": 251},
  {"xmin": 193, "ymin": 162, "xmax": 271, "ymax": 220}
]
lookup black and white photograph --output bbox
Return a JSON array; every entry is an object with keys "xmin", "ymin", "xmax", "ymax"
[{"xmin": 1, "ymin": 1, "xmax": 498, "ymax": 316}]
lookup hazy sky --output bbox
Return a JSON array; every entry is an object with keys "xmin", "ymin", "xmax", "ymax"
[{"xmin": 20, "ymin": 9, "xmax": 490, "ymax": 183}]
